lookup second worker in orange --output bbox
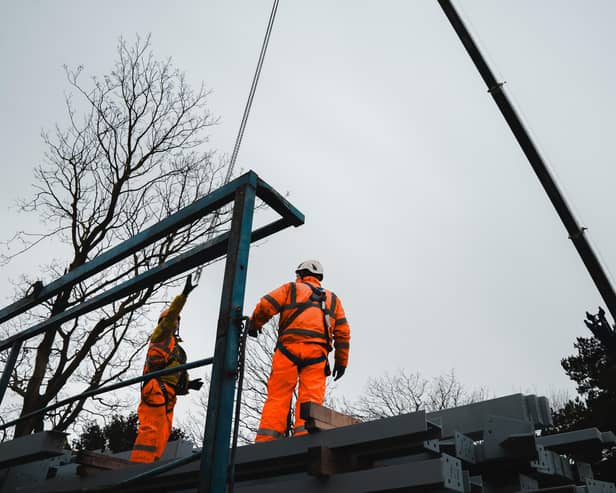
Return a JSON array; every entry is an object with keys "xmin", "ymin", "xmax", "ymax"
[{"xmin": 248, "ymin": 260, "xmax": 351, "ymax": 441}]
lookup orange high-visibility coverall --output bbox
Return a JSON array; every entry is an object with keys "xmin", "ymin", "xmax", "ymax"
[
  {"xmin": 250, "ymin": 276, "xmax": 350, "ymax": 441},
  {"xmin": 131, "ymin": 294, "xmax": 188, "ymax": 463}
]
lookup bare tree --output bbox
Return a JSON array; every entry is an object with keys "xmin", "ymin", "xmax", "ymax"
[
  {"xmin": 0, "ymin": 35, "xmax": 232, "ymax": 437},
  {"xmin": 341, "ymin": 369, "xmax": 489, "ymax": 421}
]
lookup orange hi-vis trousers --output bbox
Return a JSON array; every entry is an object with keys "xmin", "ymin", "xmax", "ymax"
[
  {"xmin": 130, "ymin": 379, "xmax": 177, "ymax": 463},
  {"xmin": 256, "ymin": 342, "xmax": 328, "ymax": 442}
]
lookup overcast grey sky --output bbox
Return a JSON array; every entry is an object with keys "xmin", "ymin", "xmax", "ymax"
[{"xmin": 2, "ymin": 1, "xmax": 616, "ymax": 420}]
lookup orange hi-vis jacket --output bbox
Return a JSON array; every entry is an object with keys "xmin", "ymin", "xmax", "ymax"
[
  {"xmin": 251, "ymin": 276, "xmax": 350, "ymax": 367},
  {"xmin": 144, "ymin": 294, "xmax": 189, "ymax": 392}
]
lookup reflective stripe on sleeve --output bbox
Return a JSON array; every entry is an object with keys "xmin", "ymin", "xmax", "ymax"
[
  {"xmin": 335, "ymin": 342, "xmax": 350, "ymax": 349},
  {"xmin": 335, "ymin": 317, "xmax": 348, "ymax": 326}
]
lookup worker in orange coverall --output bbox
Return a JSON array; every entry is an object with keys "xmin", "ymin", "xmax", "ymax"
[
  {"xmin": 130, "ymin": 275, "xmax": 204, "ymax": 463},
  {"xmin": 248, "ymin": 260, "xmax": 351, "ymax": 441}
]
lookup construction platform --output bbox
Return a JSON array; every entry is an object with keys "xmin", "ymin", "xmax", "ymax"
[{"xmin": 1, "ymin": 393, "xmax": 615, "ymax": 493}]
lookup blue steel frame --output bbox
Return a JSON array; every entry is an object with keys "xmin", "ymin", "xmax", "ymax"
[{"xmin": 0, "ymin": 170, "xmax": 304, "ymax": 493}]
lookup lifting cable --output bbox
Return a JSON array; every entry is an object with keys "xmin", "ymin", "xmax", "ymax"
[
  {"xmin": 195, "ymin": 0, "xmax": 280, "ymax": 279},
  {"xmin": 224, "ymin": 0, "xmax": 280, "ymax": 183}
]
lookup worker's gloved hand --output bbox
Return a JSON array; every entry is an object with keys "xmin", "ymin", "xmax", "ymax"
[
  {"xmin": 332, "ymin": 365, "xmax": 346, "ymax": 381},
  {"xmin": 183, "ymin": 274, "xmax": 196, "ymax": 296},
  {"xmin": 247, "ymin": 319, "xmax": 261, "ymax": 338},
  {"xmin": 187, "ymin": 378, "xmax": 204, "ymax": 391}
]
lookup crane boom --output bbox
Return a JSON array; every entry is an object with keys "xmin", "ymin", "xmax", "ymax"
[{"xmin": 437, "ymin": 0, "xmax": 616, "ymax": 348}]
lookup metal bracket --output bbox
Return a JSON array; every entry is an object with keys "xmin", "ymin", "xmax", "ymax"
[{"xmin": 454, "ymin": 431, "xmax": 476, "ymax": 464}]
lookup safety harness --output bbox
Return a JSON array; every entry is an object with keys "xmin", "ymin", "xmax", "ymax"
[
  {"xmin": 274, "ymin": 282, "xmax": 337, "ymax": 370},
  {"xmin": 142, "ymin": 337, "xmax": 189, "ymax": 409}
]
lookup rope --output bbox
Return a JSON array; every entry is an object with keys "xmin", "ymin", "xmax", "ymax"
[{"xmin": 224, "ymin": 0, "xmax": 280, "ymax": 183}]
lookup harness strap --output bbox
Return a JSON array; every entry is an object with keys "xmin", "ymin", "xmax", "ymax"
[
  {"xmin": 141, "ymin": 378, "xmax": 172, "ymax": 408},
  {"xmin": 277, "ymin": 282, "xmax": 335, "ymax": 351},
  {"xmin": 302, "ymin": 282, "xmax": 333, "ymax": 350},
  {"xmin": 279, "ymin": 301, "xmax": 319, "ymax": 332},
  {"xmin": 283, "ymin": 328, "xmax": 328, "ymax": 340},
  {"xmin": 276, "ymin": 341, "xmax": 326, "ymax": 369}
]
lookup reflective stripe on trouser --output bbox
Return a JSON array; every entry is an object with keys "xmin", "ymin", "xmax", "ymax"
[
  {"xmin": 255, "ymin": 342, "xmax": 327, "ymax": 442},
  {"xmin": 130, "ymin": 379, "xmax": 177, "ymax": 463}
]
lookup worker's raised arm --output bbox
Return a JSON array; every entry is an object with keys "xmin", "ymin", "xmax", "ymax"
[
  {"xmin": 151, "ymin": 294, "xmax": 186, "ymax": 342},
  {"xmin": 151, "ymin": 275, "xmax": 195, "ymax": 342},
  {"xmin": 250, "ymin": 283, "xmax": 291, "ymax": 330}
]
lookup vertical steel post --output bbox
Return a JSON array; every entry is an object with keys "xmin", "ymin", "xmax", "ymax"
[
  {"xmin": 0, "ymin": 341, "xmax": 22, "ymax": 406},
  {"xmin": 199, "ymin": 178, "xmax": 257, "ymax": 492}
]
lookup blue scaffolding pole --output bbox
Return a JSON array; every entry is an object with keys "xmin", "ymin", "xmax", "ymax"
[{"xmin": 0, "ymin": 171, "xmax": 304, "ymax": 492}]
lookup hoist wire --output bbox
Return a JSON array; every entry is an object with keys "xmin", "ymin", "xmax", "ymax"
[
  {"xmin": 224, "ymin": 0, "xmax": 280, "ymax": 183},
  {"xmin": 193, "ymin": 0, "xmax": 280, "ymax": 284}
]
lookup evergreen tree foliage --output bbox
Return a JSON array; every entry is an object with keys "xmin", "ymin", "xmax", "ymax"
[
  {"xmin": 73, "ymin": 412, "xmax": 189, "ymax": 453},
  {"xmin": 553, "ymin": 336, "xmax": 616, "ymax": 434}
]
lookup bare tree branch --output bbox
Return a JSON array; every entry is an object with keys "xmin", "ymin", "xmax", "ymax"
[{"xmin": 0, "ymin": 35, "xmax": 232, "ymax": 437}]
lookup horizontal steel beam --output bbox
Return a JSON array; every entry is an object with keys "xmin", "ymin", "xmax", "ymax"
[
  {"xmin": 233, "ymin": 455, "xmax": 464, "ymax": 493},
  {"xmin": 255, "ymin": 177, "xmax": 304, "ymax": 227},
  {"xmin": 0, "ymin": 172, "xmax": 254, "ymax": 326},
  {"xmin": 428, "ymin": 394, "xmax": 552, "ymax": 439},
  {"xmin": 235, "ymin": 409, "xmax": 440, "ymax": 478},
  {"xmin": 0, "ymin": 357, "xmax": 213, "ymax": 431},
  {"xmin": 537, "ymin": 428, "xmax": 614, "ymax": 462},
  {"xmin": 21, "ymin": 455, "xmax": 463, "ymax": 493},
  {"xmin": 0, "ymin": 217, "xmax": 293, "ymax": 352},
  {"xmin": 0, "ymin": 171, "xmax": 304, "ymax": 328},
  {"xmin": 531, "ymin": 444, "xmax": 574, "ymax": 483},
  {"xmin": 0, "ymin": 431, "xmax": 66, "ymax": 469},
  {"xmin": 12, "ymin": 411, "xmax": 440, "ymax": 492}
]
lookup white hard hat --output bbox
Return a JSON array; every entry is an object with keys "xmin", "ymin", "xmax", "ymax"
[{"xmin": 295, "ymin": 260, "xmax": 324, "ymax": 278}]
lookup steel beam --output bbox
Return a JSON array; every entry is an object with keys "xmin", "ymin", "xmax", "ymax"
[
  {"xmin": 0, "ymin": 172, "xmax": 303, "ymax": 346},
  {"xmin": 16, "ymin": 410, "xmax": 438, "ymax": 492},
  {"xmin": 24, "ymin": 455, "xmax": 463, "ymax": 493},
  {"xmin": 0, "ymin": 218, "xmax": 294, "ymax": 353},
  {"xmin": 0, "ymin": 431, "xmax": 66, "ymax": 469},
  {"xmin": 531, "ymin": 445, "xmax": 574, "ymax": 484},
  {"xmin": 0, "ymin": 340, "xmax": 21, "ymax": 405},
  {"xmin": 235, "ymin": 409, "xmax": 439, "ymax": 475},
  {"xmin": 200, "ymin": 181, "xmax": 257, "ymax": 493},
  {"xmin": 0, "ymin": 357, "xmax": 213, "ymax": 431},
  {"xmin": 255, "ymin": 177, "xmax": 304, "ymax": 227},
  {"xmin": 0, "ymin": 173, "xmax": 254, "ymax": 326},
  {"xmin": 585, "ymin": 479, "xmax": 616, "ymax": 493},
  {"xmin": 0, "ymin": 173, "xmax": 304, "ymax": 329},
  {"xmin": 428, "ymin": 394, "xmax": 551, "ymax": 438},
  {"xmin": 235, "ymin": 455, "xmax": 465, "ymax": 493},
  {"xmin": 537, "ymin": 428, "xmax": 611, "ymax": 462}
]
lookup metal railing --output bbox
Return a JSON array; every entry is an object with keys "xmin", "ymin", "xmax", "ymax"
[{"xmin": 0, "ymin": 170, "xmax": 304, "ymax": 493}]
